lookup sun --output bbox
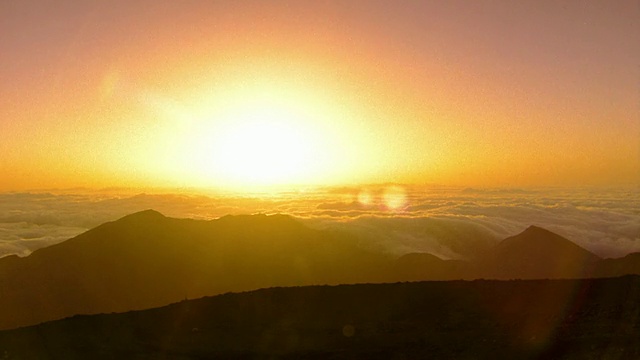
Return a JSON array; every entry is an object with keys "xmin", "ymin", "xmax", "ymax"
[
  {"xmin": 163, "ymin": 87, "xmax": 338, "ymax": 191},
  {"xmin": 148, "ymin": 74, "xmax": 372, "ymax": 191},
  {"xmin": 210, "ymin": 107, "xmax": 316, "ymax": 187}
]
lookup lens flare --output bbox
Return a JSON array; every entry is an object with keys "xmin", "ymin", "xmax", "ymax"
[
  {"xmin": 357, "ymin": 190, "xmax": 373, "ymax": 206},
  {"xmin": 383, "ymin": 186, "xmax": 407, "ymax": 210}
]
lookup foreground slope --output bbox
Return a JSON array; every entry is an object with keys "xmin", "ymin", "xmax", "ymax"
[{"xmin": 0, "ymin": 276, "xmax": 638, "ymax": 359}]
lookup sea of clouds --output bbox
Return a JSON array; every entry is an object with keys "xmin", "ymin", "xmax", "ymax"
[{"xmin": 1, "ymin": 186, "xmax": 638, "ymax": 260}]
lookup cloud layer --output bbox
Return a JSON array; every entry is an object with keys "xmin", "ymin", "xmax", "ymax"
[{"xmin": 1, "ymin": 186, "xmax": 638, "ymax": 259}]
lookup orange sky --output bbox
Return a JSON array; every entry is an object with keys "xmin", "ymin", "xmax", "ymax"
[{"xmin": 1, "ymin": 1, "xmax": 638, "ymax": 191}]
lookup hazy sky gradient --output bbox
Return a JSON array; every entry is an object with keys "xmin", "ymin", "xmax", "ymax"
[{"xmin": 1, "ymin": 0, "xmax": 638, "ymax": 190}]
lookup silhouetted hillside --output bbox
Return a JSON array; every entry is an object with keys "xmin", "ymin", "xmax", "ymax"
[
  {"xmin": 392, "ymin": 252, "xmax": 469, "ymax": 281},
  {"xmin": 595, "ymin": 252, "xmax": 640, "ymax": 278},
  {"xmin": 1, "ymin": 211, "xmax": 638, "ymax": 331},
  {"xmin": 478, "ymin": 225, "xmax": 601, "ymax": 279},
  {"xmin": 0, "ymin": 210, "xmax": 389, "ymax": 330},
  {"xmin": 0, "ymin": 276, "xmax": 638, "ymax": 359},
  {"xmin": 390, "ymin": 226, "xmax": 640, "ymax": 282}
]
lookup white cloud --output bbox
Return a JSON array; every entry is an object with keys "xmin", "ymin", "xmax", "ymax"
[
  {"xmin": 0, "ymin": 186, "xmax": 638, "ymax": 259},
  {"xmin": 0, "ymin": 222, "xmax": 86, "ymax": 258}
]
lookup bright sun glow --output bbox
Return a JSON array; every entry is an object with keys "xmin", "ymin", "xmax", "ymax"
[
  {"xmin": 211, "ymin": 107, "xmax": 317, "ymax": 186},
  {"xmin": 158, "ymin": 80, "xmax": 353, "ymax": 191},
  {"xmin": 136, "ymin": 66, "xmax": 383, "ymax": 192}
]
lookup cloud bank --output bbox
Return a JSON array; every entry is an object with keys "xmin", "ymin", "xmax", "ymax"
[{"xmin": 0, "ymin": 186, "xmax": 638, "ymax": 259}]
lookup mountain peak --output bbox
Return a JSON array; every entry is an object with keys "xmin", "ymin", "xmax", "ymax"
[
  {"xmin": 484, "ymin": 225, "xmax": 601, "ymax": 279},
  {"xmin": 118, "ymin": 209, "xmax": 166, "ymax": 222},
  {"xmin": 523, "ymin": 225, "xmax": 552, "ymax": 235},
  {"xmin": 499, "ymin": 225, "xmax": 598, "ymax": 256}
]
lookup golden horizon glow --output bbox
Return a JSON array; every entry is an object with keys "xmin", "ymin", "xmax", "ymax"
[
  {"xmin": 175, "ymin": 91, "xmax": 332, "ymax": 188},
  {"xmin": 137, "ymin": 71, "xmax": 381, "ymax": 191},
  {"xmin": 0, "ymin": 1, "xmax": 638, "ymax": 191}
]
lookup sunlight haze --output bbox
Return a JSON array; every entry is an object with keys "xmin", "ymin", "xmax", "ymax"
[
  {"xmin": 1, "ymin": 0, "xmax": 638, "ymax": 191},
  {"xmin": 1, "ymin": 3, "xmax": 640, "ymax": 356}
]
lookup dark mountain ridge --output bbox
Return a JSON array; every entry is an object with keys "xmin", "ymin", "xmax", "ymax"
[
  {"xmin": 476, "ymin": 225, "xmax": 602, "ymax": 279},
  {"xmin": 0, "ymin": 210, "xmax": 638, "ymax": 331},
  {"xmin": 595, "ymin": 252, "xmax": 640, "ymax": 278},
  {"xmin": 0, "ymin": 210, "xmax": 389, "ymax": 330},
  {"xmin": 392, "ymin": 225, "xmax": 638, "ymax": 281},
  {"xmin": 0, "ymin": 276, "xmax": 638, "ymax": 359}
]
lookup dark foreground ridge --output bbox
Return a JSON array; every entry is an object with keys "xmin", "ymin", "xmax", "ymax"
[{"xmin": 0, "ymin": 276, "xmax": 638, "ymax": 359}]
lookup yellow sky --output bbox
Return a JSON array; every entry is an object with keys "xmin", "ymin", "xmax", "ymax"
[{"xmin": 1, "ymin": 1, "xmax": 638, "ymax": 191}]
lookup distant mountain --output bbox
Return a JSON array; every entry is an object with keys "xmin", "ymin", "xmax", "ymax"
[
  {"xmin": 393, "ymin": 225, "xmax": 640, "ymax": 281},
  {"xmin": 595, "ymin": 252, "xmax": 640, "ymax": 278},
  {"xmin": 0, "ymin": 276, "xmax": 638, "ymax": 359},
  {"xmin": 392, "ymin": 253, "xmax": 469, "ymax": 281},
  {"xmin": 478, "ymin": 225, "xmax": 601, "ymax": 279},
  {"xmin": 0, "ymin": 210, "xmax": 389, "ymax": 330}
]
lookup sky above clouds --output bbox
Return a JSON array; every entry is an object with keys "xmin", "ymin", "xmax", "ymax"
[{"xmin": 1, "ymin": 0, "xmax": 638, "ymax": 190}]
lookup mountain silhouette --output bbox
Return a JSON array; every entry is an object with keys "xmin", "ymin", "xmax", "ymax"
[
  {"xmin": 393, "ymin": 226, "xmax": 640, "ymax": 281},
  {"xmin": 0, "ymin": 276, "xmax": 638, "ymax": 359},
  {"xmin": 392, "ymin": 252, "xmax": 469, "ymax": 281},
  {"xmin": 595, "ymin": 252, "xmax": 640, "ymax": 278},
  {"xmin": 0, "ymin": 211, "xmax": 638, "ymax": 331},
  {"xmin": 0, "ymin": 210, "xmax": 389, "ymax": 330},
  {"xmin": 478, "ymin": 225, "xmax": 602, "ymax": 279}
]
